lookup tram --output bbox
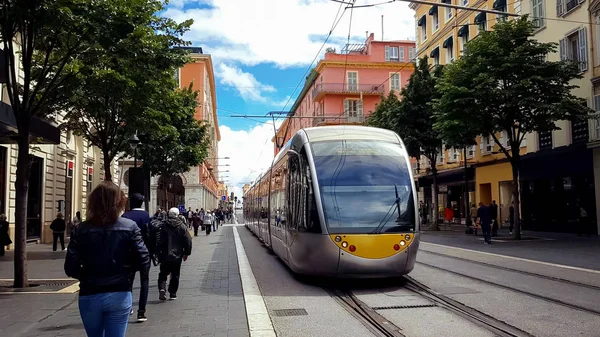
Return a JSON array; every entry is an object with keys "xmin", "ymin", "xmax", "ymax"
[{"xmin": 243, "ymin": 125, "xmax": 419, "ymax": 277}]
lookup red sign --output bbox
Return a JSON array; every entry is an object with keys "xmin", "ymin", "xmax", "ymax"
[{"xmin": 88, "ymin": 167, "xmax": 93, "ymax": 175}]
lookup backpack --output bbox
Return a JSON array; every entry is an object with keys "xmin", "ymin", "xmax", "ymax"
[{"xmin": 148, "ymin": 217, "xmax": 165, "ymax": 265}]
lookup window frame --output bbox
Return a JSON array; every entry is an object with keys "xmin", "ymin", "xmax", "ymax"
[
  {"xmin": 390, "ymin": 73, "xmax": 401, "ymax": 91},
  {"xmin": 346, "ymin": 71, "xmax": 359, "ymax": 91}
]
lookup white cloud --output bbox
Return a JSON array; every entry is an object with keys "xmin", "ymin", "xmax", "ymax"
[
  {"xmin": 163, "ymin": 0, "xmax": 416, "ymax": 67},
  {"xmin": 216, "ymin": 63, "xmax": 276, "ymax": 102},
  {"xmin": 217, "ymin": 121, "xmax": 282, "ymax": 200},
  {"xmin": 271, "ymin": 95, "xmax": 293, "ymax": 108}
]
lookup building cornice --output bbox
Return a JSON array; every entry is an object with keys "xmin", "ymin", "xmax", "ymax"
[{"xmin": 315, "ymin": 61, "xmax": 415, "ymax": 73}]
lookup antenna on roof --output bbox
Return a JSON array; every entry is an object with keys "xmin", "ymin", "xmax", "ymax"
[{"xmin": 381, "ymin": 15, "xmax": 384, "ymax": 41}]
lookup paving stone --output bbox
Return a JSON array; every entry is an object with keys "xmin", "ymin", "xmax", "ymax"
[{"xmin": 0, "ymin": 225, "xmax": 249, "ymax": 337}]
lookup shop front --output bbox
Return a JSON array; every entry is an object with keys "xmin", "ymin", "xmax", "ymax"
[
  {"xmin": 418, "ymin": 167, "xmax": 475, "ymax": 223},
  {"xmin": 519, "ymin": 144, "xmax": 596, "ymax": 234},
  {"xmin": 474, "ymin": 161, "xmax": 515, "ymax": 225}
]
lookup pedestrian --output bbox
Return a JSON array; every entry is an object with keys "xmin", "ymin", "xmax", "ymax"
[
  {"xmin": 187, "ymin": 207, "xmax": 193, "ymax": 229},
  {"xmin": 490, "ymin": 200, "xmax": 499, "ymax": 236},
  {"xmin": 470, "ymin": 204, "xmax": 477, "ymax": 226},
  {"xmin": 203, "ymin": 211, "xmax": 213, "ymax": 235},
  {"xmin": 508, "ymin": 201, "xmax": 515, "ymax": 234},
  {"xmin": 477, "ymin": 202, "xmax": 492, "ymax": 244},
  {"xmin": 0, "ymin": 214, "xmax": 11, "ymax": 256},
  {"xmin": 64, "ymin": 181, "xmax": 149, "ymax": 337},
  {"xmin": 122, "ymin": 193, "xmax": 151, "ymax": 322},
  {"xmin": 157, "ymin": 207, "xmax": 192, "ymax": 301},
  {"xmin": 192, "ymin": 212, "xmax": 201, "ymax": 237},
  {"xmin": 50, "ymin": 213, "xmax": 66, "ymax": 251}
]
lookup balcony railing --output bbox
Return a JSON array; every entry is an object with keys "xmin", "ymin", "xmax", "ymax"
[{"xmin": 312, "ymin": 83, "xmax": 385, "ymax": 101}]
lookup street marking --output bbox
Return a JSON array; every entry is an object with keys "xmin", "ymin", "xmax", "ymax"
[
  {"xmin": 56, "ymin": 281, "xmax": 80, "ymax": 293},
  {"xmin": 233, "ymin": 226, "xmax": 277, "ymax": 337},
  {"xmin": 421, "ymin": 242, "xmax": 600, "ymax": 274}
]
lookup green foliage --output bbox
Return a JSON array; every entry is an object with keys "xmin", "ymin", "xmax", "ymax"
[
  {"xmin": 367, "ymin": 90, "xmax": 401, "ymax": 132},
  {"xmin": 434, "ymin": 17, "xmax": 592, "ymax": 157},
  {"xmin": 61, "ymin": 0, "xmax": 195, "ymax": 179},
  {"xmin": 137, "ymin": 85, "xmax": 210, "ymax": 178},
  {"xmin": 397, "ymin": 57, "xmax": 443, "ymax": 162}
]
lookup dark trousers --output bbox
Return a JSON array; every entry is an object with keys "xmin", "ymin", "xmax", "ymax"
[
  {"xmin": 193, "ymin": 225, "xmax": 199, "ymax": 236},
  {"xmin": 214, "ymin": 219, "xmax": 220, "ymax": 231},
  {"xmin": 509, "ymin": 219, "xmax": 514, "ymax": 232},
  {"xmin": 0, "ymin": 244, "xmax": 4, "ymax": 256},
  {"xmin": 52, "ymin": 232, "xmax": 65, "ymax": 251},
  {"xmin": 158, "ymin": 259, "xmax": 182, "ymax": 296},
  {"xmin": 481, "ymin": 222, "xmax": 492, "ymax": 243},
  {"xmin": 130, "ymin": 266, "xmax": 150, "ymax": 314},
  {"xmin": 205, "ymin": 224, "xmax": 211, "ymax": 235},
  {"xmin": 491, "ymin": 219, "xmax": 498, "ymax": 235}
]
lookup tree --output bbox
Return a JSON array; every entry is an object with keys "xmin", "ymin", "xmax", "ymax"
[
  {"xmin": 63, "ymin": 2, "xmax": 193, "ymax": 181},
  {"xmin": 0, "ymin": 0, "xmax": 142, "ymax": 288},
  {"xmin": 367, "ymin": 91, "xmax": 401, "ymax": 132},
  {"xmin": 136, "ymin": 85, "xmax": 210, "ymax": 190},
  {"xmin": 433, "ymin": 17, "xmax": 592, "ymax": 239}
]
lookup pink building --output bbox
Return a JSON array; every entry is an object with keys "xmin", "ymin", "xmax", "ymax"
[{"xmin": 273, "ymin": 33, "xmax": 416, "ymax": 155}]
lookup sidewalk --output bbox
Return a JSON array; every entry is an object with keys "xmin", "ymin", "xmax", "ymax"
[
  {"xmin": 421, "ymin": 227, "xmax": 600, "ymax": 271},
  {"xmin": 0, "ymin": 224, "xmax": 249, "ymax": 337}
]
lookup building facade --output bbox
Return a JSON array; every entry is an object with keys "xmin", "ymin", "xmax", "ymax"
[
  {"xmin": 411, "ymin": 0, "xmax": 598, "ymax": 234},
  {"xmin": 119, "ymin": 47, "xmax": 221, "ymax": 213},
  {"xmin": 273, "ymin": 33, "xmax": 416, "ymax": 154},
  {"xmin": 1, "ymin": 40, "xmax": 105, "ymax": 246}
]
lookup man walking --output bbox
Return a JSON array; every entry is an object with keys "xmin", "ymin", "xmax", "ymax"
[
  {"xmin": 490, "ymin": 200, "xmax": 499, "ymax": 236},
  {"xmin": 157, "ymin": 208, "xmax": 192, "ymax": 301},
  {"xmin": 477, "ymin": 202, "xmax": 492, "ymax": 244},
  {"xmin": 122, "ymin": 193, "xmax": 151, "ymax": 322}
]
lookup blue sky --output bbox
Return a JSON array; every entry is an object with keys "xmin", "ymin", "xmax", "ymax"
[{"xmin": 161, "ymin": 0, "xmax": 416, "ymax": 196}]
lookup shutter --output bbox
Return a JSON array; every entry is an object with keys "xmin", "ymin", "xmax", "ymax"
[
  {"xmin": 595, "ymin": 95, "xmax": 600, "ymax": 111},
  {"xmin": 344, "ymin": 99, "xmax": 349, "ymax": 116},
  {"xmin": 385, "ymin": 46, "xmax": 390, "ymax": 61},
  {"xmin": 400, "ymin": 47, "xmax": 405, "ymax": 61},
  {"xmin": 579, "ymin": 27, "xmax": 588, "ymax": 72},
  {"xmin": 480, "ymin": 135, "xmax": 485, "ymax": 152},
  {"xmin": 358, "ymin": 100, "xmax": 364, "ymax": 117},
  {"xmin": 521, "ymin": 133, "xmax": 527, "ymax": 147},
  {"xmin": 559, "ymin": 38, "xmax": 567, "ymax": 61},
  {"xmin": 500, "ymin": 131, "xmax": 507, "ymax": 148},
  {"xmin": 557, "ymin": 0, "xmax": 564, "ymax": 16}
]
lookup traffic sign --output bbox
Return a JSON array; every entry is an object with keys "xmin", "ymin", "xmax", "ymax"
[{"xmin": 222, "ymin": 196, "xmax": 227, "ymax": 201}]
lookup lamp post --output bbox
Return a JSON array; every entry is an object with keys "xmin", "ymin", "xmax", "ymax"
[{"xmin": 129, "ymin": 133, "xmax": 140, "ymax": 168}]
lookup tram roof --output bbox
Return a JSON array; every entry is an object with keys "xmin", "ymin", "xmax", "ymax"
[{"xmin": 303, "ymin": 125, "xmax": 400, "ymax": 143}]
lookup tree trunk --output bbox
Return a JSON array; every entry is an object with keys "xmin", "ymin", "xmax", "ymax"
[
  {"xmin": 13, "ymin": 133, "xmax": 32, "ymax": 288},
  {"xmin": 431, "ymin": 166, "xmax": 440, "ymax": 231},
  {"xmin": 103, "ymin": 150, "xmax": 113, "ymax": 182},
  {"xmin": 510, "ymin": 154, "xmax": 522, "ymax": 240}
]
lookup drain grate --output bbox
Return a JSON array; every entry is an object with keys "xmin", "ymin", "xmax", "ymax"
[
  {"xmin": 372, "ymin": 304, "xmax": 437, "ymax": 310},
  {"xmin": 272, "ymin": 308, "xmax": 308, "ymax": 317}
]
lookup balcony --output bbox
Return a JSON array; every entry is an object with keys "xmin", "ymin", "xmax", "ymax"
[{"xmin": 312, "ymin": 83, "xmax": 385, "ymax": 102}]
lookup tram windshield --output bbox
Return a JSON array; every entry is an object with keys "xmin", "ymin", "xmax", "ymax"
[{"xmin": 311, "ymin": 140, "xmax": 416, "ymax": 234}]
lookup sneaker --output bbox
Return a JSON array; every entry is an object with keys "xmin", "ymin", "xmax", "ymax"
[
  {"xmin": 130, "ymin": 309, "xmax": 133, "ymax": 315},
  {"xmin": 169, "ymin": 294, "xmax": 177, "ymax": 300},
  {"xmin": 159, "ymin": 289, "xmax": 167, "ymax": 301},
  {"xmin": 137, "ymin": 313, "xmax": 147, "ymax": 322}
]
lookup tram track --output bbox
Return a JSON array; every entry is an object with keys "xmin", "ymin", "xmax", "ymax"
[
  {"xmin": 419, "ymin": 249, "xmax": 600, "ymax": 291},
  {"xmin": 416, "ymin": 260, "xmax": 600, "ymax": 316}
]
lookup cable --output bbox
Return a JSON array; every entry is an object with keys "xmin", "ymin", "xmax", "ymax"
[{"xmin": 276, "ymin": 1, "xmax": 349, "ymax": 149}]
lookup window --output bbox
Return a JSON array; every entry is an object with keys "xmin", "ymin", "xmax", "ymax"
[
  {"xmin": 390, "ymin": 73, "xmax": 400, "ymax": 91},
  {"xmin": 446, "ymin": 6, "xmax": 453, "ymax": 21},
  {"xmin": 480, "ymin": 135, "xmax": 493, "ymax": 154},
  {"xmin": 593, "ymin": 94, "xmax": 600, "ymax": 140},
  {"xmin": 447, "ymin": 148, "xmax": 458, "ymax": 163},
  {"xmin": 385, "ymin": 46, "xmax": 399, "ymax": 61},
  {"xmin": 538, "ymin": 131, "xmax": 553, "ymax": 150},
  {"xmin": 475, "ymin": 12, "xmax": 487, "ymax": 33},
  {"xmin": 558, "ymin": 0, "xmax": 585, "ymax": 16},
  {"xmin": 432, "ymin": 12, "xmax": 439, "ymax": 31},
  {"xmin": 418, "ymin": 15, "xmax": 427, "ymax": 42},
  {"xmin": 408, "ymin": 47, "xmax": 416, "ymax": 60},
  {"xmin": 459, "ymin": 26, "xmax": 469, "ymax": 55},
  {"xmin": 596, "ymin": 14, "xmax": 600, "ymax": 65},
  {"xmin": 466, "ymin": 145, "xmax": 476, "ymax": 159},
  {"xmin": 344, "ymin": 99, "xmax": 363, "ymax": 122},
  {"xmin": 437, "ymin": 147, "xmax": 444, "ymax": 164},
  {"xmin": 499, "ymin": 131, "xmax": 510, "ymax": 148},
  {"xmin": 87, "ymin": 167, "xmax": 93, "ymax": 192},
  {"xmin": 443, "ymin": 36, "xmax": 454, "ymax": 63},
  {"xmin": 531, "ymin": 0, "xmax": 545, "ymax": 28},
  {"xmin": 462, "ymin": 0, "xmax": 468, "ymax": 5},
  {"xmin": 399, "ymin": 47, "xmax": 405, "ymax": 61},
  {"xmin": 430, "ymin": 47, "xmax": 440, "ymax": 65},
  {"xmin": 174, "ymin": 68, "xmax": 180, "ymax": 87},
  {"xmin": 560, "ymin": 28, "xmax": 588, "ymax": 72},
  {"xmin": 347, "ymin": 71, "xmax": 358, "ymax": 91}
]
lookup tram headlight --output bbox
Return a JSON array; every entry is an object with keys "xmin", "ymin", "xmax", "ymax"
[
  {"xmin": 405, "ymin": 235, "xmax": 411, "ymax": 241},
  {"xmin": 400, "ymin": 240, "xmax": 406, "ymax": 246},
  {"xmin": 342, "ymin": 241, "xmax": 348, "ymax": 248},
  {"xmin": 335, "ymin": 236, "xmax": 342, "ymax": 242}
]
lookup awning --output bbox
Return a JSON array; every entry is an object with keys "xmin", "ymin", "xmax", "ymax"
[
  {"xmin": 443, "ymin": 36, "xmax": 453, "ymax": 48},
  {"xmin": 429, "ymin": 5, "xmax": 438, "ymax": 15},
  {"xmin": 457, "ymin": 25, "xmax": 469, "ymax": 37},
  {"xmin": 441, "ymin": 0, "xmax": 451, "ymax": 3},
  {"xmin": 418, "ymin": 15, "xmax": 426, "ymax": 26},
  {"xmin": 430, "ymin": 47, "xmax": 440, "ymax": 58},
  {"xmin": 493, "ymin": 0, "xmax": 507, "ymax": 10},
  {"xmin": 418, "ymin": 167, "xmax": 475, "ymax": 188},
  {"xmin": 475, "ymin": 12, "xmax": 486, "ymax": 23},
  {"xmin": 0, "ymin": 102, "xmax": 60, "ymax": 144}
]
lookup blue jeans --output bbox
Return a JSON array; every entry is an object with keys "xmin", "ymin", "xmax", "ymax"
[{"xmin": 79, "ymin": 291, "xmax": 132, "ymax": 337}]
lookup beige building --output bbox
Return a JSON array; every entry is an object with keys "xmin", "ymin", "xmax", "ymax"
[{"xmin": 411, "ymin": 1, "xmax": 598, "ymax": 234}]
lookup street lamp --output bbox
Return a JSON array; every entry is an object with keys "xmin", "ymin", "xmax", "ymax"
[{"xmin": 129, "ymin": 133, "xmax": 140, "ymax": 168}]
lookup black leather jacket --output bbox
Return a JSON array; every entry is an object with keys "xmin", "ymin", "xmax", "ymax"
[
  {"xmin": 64, "ymin": 217, "xmax": 150, "ymax": 296},
  {"xmin": 159, "ymin": 217, "xmax": 192, "ymax": 262}
]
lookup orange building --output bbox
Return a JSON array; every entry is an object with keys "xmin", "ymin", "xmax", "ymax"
[
  {"xmin": 150, "ymin": 47, "xmax": 221, "ymax": 211},
  {"xmin": 273, "ymin": 33, "xmax": 415, "ymax": 155}
]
